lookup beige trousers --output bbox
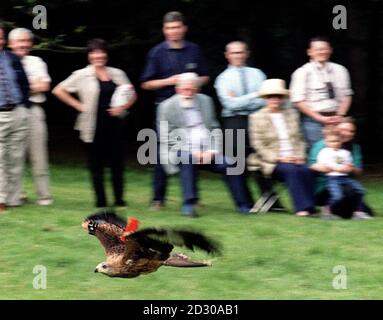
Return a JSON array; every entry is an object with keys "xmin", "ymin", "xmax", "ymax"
[
  {"xmin": 0, "ymin": 105, "xmax": 29, "ymax": 205},
  {"xmin": 24, "ymin": 104, "xmax": 51, "ymax": 200}
]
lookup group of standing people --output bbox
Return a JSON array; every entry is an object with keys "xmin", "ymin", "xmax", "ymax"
[{"xmin": 0, "ymin": 11, "xmax": 372, "ymax": 219}]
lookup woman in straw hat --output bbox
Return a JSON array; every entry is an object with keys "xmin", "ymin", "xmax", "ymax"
[{"xmin": 248, "ymin": 79, "xmax": 316, "ymax": 216}]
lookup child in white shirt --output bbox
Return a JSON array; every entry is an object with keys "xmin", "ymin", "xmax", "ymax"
[{"xmin": 316, "ymin": 131, "xmax": 366, "ymax": 218}]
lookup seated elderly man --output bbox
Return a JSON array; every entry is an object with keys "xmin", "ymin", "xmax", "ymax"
[{"xmin": 157, "ymin": 72, "xmax": 253, "ymax": 217}]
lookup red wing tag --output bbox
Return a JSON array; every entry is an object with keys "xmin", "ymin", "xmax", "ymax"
[
  {"xmin": 120, "ymin": 217, "xmax": 140, "ymax": 243},
  {"xmin": 125, "ymin": 217, "xmax": 139, "ymax": 233}
]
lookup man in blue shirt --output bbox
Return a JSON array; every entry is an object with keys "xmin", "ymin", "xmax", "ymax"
[
  {"xmin": 0, "ymin": 24, "xmax": 30, "ymax": 212},
  {"xmin": 140, "ymin": 11, "xmax": 209, "ymax": 210},
  {"xmin": 215, "ymin": 41, "xmax": 286, "ymax": 213}
]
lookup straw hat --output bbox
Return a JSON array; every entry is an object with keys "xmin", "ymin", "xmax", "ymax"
[{"xmin": 257, "ymin": 79, "xmax": 289, "ymax": 98}]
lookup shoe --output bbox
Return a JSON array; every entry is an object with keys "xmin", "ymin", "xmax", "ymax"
[
  {"xmin": 150, "ymin": 200, "xmax": 164, "ymax": 211},
  {"xmin": 352, "ymin": 211, "xmax": 373, "ymax": 220},
  {"xmin": 296, "ymin": 211, "xmax": 310, "ymax": 217},
  {"xmin": 114, "ymin": 200, "xmax": 127, "ymax": 208},
  {"xmin": 36, "ymin": 198, "xmax": 53, "ymax": 206},
  {"xmin": 238, "ymin": 206, "xmax": 252, "ymax": 215},
  {"xmin": 0, "ymin": 203, "xmax": 6, "ymax": 214},
  {"xmin": 182, "ymin": 204, "xmax": 198, "ymax": 217}
]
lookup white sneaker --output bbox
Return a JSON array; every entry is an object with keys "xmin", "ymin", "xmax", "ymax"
[
  {"xmin": 36, "ymin": 199, "xmax": 53, "ymax": 206},
  {"xmin": 352, "ymin": 211, "xmax": 372, "ymax": 220}
]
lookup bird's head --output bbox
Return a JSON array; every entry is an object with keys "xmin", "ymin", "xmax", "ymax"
[{"xmin": 94, "ymin": 262, "xmax": 116, "ymax": 277}]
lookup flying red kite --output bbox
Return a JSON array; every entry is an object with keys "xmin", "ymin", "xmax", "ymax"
[{"xmin": 81, "ymin": 211, "xmax": 221, "ymax": 278}]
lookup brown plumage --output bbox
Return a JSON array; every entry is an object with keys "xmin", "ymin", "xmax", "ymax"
[{"xmin": 81, "ymin": 211, "xmax": 221, "ymax": 278}]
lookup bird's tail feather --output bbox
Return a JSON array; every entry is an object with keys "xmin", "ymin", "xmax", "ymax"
[{"xmin": 163, "ymin": 255, "xmax": 212, "ymax": 267}]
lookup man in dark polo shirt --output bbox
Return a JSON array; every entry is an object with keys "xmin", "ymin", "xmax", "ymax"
[
  {"xmin": 0, "ymin": 24, "xmax": 29, "ymax": 212},
  {"xmin": 141, "ymin": 11, "xmax": 209, "ymax": 210}
]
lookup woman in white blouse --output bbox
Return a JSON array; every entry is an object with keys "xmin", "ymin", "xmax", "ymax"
[
  {"xmin": 53, "ymin": 39, "xmax": 136, "ymax": 208},
  {"xmin": 248, "ymin": 79, "xmax": 316, "ymax": 216}
]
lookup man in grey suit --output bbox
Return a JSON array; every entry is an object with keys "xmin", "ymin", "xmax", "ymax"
[{"xmin": 157, "ymin": 72, "xmax": 253, "ymax": 217}]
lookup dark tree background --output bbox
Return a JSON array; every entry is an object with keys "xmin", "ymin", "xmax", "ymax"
[{"xmin": 1, "ymin": 0, "xmax": 382, "ymax": 163}]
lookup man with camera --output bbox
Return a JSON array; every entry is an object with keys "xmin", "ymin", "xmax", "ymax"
[{"xmin": 289, "ymin": 37, "xmax": 353, "ymax": 147}]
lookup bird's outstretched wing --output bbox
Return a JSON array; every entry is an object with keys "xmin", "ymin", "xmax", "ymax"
[
  {"xmin": 83, "ymin": 211, "xmax": 222, "ymax": 265},
  {"xmin": 82, "ymin": 211, "xmax": 127, "ymax": 255},
  {"xmin": 122, "ymin": 230, "xmax": 174, "ymax": 262},
  {"xmin": 122, "ymin": 228, "xmax": 222, "ymax": 260}
]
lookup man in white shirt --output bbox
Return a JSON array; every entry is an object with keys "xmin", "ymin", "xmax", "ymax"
[
  {"xmin": 290, "ymin": 37, "xmax": 353, "ymax": 146},
  {"xmin": 9, "ymin": 28, "xmax": 52, "ymax": 205}
]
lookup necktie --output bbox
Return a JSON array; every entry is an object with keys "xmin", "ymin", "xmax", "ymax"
[
  {"xmin": 0, "ymin": 54, "xmax": 12, "ymax": 104},
  {"xmin": 239, "ymin": 67, "xmax": 249, "ymax": 95}
]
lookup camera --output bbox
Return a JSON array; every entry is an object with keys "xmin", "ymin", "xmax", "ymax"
[{"xmin": 326, "ymin": 82, "xmax": 335, "ymax": 99}]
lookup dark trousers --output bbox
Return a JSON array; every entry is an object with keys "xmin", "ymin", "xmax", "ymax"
[
  {"xmin": 153, "ymin": 101, "xmax": 168, "ymax": 203},
  {"xmin": 153, "ymin": 151, "xmax": 168, "ymax": 202},
  {"xmin": 272, "ymin": 163, "xmax": 315, "ymax": 212},
  {"xmin": 178, "ymin": 152, "xmax": 253, "ymax": 209},
  {"xmin": 223, "ymin": 116, "xmax": 252, "ymax": 158},
  {"xmin": 223, "ymin": 116, "xmax": 274, "ymax": 197},
  {"xmin": 327, "ymin": 176, "xmax": 364, "ymax": 210},
  {"xmin": 85, "ymin": 117, "xmax": 125, "ymax": 207}
]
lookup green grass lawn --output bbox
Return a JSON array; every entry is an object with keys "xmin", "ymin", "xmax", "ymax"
[{"xmin": 0, "ymin": 162, "xmax": 383, "ymax": 300}]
